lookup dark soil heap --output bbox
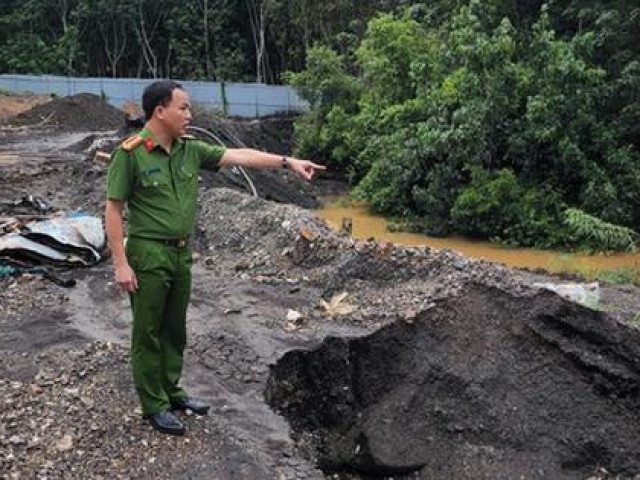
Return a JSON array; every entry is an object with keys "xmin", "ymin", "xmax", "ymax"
[
  {"xmin": 266, "ymin": 285, "xmax": 640, "ymax": 479},
  {"xmin": 5, "ymin": 94, "xmax": 124, "ymax": 132},
  {"xmin": 192, "ymin": 113, "xmax": 296, "ymax": 155}
]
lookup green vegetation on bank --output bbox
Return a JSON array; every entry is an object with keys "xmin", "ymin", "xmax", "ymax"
[{"xmin": 289, "ymin": 1, "xmax": 640, "ymax": 252}]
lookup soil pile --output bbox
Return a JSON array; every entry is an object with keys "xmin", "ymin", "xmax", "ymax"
[
  {"xmin": 61, "ymin": 122, "xmax": 324, "ymax": 212},
  {"xmin": 192, "ymin": 113, "xmax": 296, "ymax": 155},
  {"xmin": 0, "ymin": 94, "xmax": 51, "ymax": 121},
  {"xmin": 266, "ymin": 284, "xmax": 640, "ymax": 478},
  {"xmin": 191, "ymin": 113, "xmax": 324, "ymax": 208},
  {"xmin": 1, "ymin": 182, "xmax": 640, "ymax": 479},
  {"xmin": 5, "ymin": 94, "xmax": 124, "ymax": 132},
  {"xmin": 197, "ymin": 188, "xmax": 536, "ymax": 317}
]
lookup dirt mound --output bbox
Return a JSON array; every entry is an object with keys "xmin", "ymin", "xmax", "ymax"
[
  {"xmin": 197, "ymin": 188, "xmax": 532, "ymax": 309},
  {"xmin": 5, "ymin": 93, "xmax": 124, "ymax": 132},
  {"xmin": 0, "ymin": 94, "xmax": 52, "ymax": 121},
  {"xmin": 192, "ymin": 113, "xmax": 296, "ymax": 155},
  {"xmin": 266, "ymin": 283, "xmax": 640, "ymax": 479}
]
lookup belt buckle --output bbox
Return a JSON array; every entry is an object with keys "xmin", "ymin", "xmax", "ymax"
[{"xmin": 177, "ymin": 238, "xmax": 187, "ymax": 248}]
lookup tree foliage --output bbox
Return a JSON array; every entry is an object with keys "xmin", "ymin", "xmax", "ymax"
[
  {"xmin": 0, "ymin": 0, "xmax": 409, "ymax": 80},
  {"xmin": 288, "ymin": 0, "xmax": 640, "ymax": 251}
]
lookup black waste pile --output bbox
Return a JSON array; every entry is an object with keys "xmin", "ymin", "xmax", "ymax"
[
  {"xmin": 0, "ymin": 195, "xmax": 105, "ymax": 286},
  {"xmin": 4, "ymin": 93, "xmax": 124, "ymax": 132},
  {"xmin": 266, "ymin": 284, "xmax": 640, "ymax": 479}
]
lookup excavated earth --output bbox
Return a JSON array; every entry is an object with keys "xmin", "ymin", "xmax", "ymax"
[{"xmin": 1, "ymin": 97, "xmax": 640, "ymax": 479}]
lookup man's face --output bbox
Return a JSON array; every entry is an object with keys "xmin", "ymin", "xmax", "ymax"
[{"xmin": 156, "ymin": 88, "xmax": 192, "ymax": 137}]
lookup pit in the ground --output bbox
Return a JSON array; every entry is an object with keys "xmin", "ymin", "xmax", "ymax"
[{"xmin": 265, "ymin": 284, "xmax": 640, "ymax": 479}]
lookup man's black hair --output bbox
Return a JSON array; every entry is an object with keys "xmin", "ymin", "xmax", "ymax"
[{"xmin": 142, "ymin": 80, "xmax": 183, "ymax": 120}]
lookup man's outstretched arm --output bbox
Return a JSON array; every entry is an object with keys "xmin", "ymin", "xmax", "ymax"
[{"xmin": 219, "ymin": 149, "xmax": 325, "ymax": 181}]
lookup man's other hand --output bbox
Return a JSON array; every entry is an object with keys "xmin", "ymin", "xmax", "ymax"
[{"xmin": 115, "ymin": 262, "xmax": 138, "ymax": 292}]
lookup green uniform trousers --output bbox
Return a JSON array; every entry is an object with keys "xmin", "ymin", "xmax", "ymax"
[{"xmin": 126, "ymin": 237, "xmax": 192, "ymax": 415}]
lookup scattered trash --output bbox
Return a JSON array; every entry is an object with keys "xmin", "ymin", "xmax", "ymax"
[
  {"xmin": 533, "ymin": 281, "xmax": 600, "ymax": 308},
  {"xmin": 300, "ymin": 228, "xmax": 319, "ymax": 242},
  {"xmin": 320, "ymin": 292, "xmax": 356, "ymax": 317},
  {"xmin": 0, "ymin": 215, "xmax": 104, "ymax": 267},
  {"xmin": 286, "ymin": 309, "xmax": 303, "ymax": 322},
  {"xmin": 1, "ymin": 217, "xmax": 22, "ymax": 234},
  {"xmin": 340, "ymin": 217, "xmax": 353, "ymax": 235},
  {"xmin": 284, "ymin": 309, "xmax": 305, "ymax": 332},
  {"xmin": 93, "ymin": 151, "xmax": 111, "ymax": 165},
  {"xmin": 0, "ymin": 265, "xmax": 76, "ymax": 288},
  {"xmin": 401, "ymin": 309, "xmax": 418, "ymax": 324},
  {"xmin": 55, "ymin": 434, "xmax": 74, "ymax": 452},
  {"xmin": 0, "ymin": 194, "xmax": 52, "ymax": 215},
  {"xmin": 0, "ymin": 207, "xmax": 104, "ymax": 286}
]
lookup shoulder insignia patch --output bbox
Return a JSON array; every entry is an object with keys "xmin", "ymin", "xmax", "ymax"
[
  {"xmin": 121, "ymin": 135, "xmax": 144, "ymax": 152},
  {"xmin": 180, "ymin": 134, "xmax": 196, "ymax": 140}
]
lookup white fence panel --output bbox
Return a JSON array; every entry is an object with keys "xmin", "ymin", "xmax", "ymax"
[{"xmin": 0, "ymin": 74, "xmax": 308, "ymax": 118}]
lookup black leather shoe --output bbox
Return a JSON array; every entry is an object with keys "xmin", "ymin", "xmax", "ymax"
[
  {"xmin": 171, "ymin": 397, "xmax": 210, "ymax": 415},
  {"xmin": 147, "ymin": 411, "xmax": 185, "ymax": 435}
]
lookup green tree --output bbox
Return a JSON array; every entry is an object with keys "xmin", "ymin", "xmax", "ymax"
[{"xmin": 289, "ymin": 1, "xmax": 640, "ymax": 250}]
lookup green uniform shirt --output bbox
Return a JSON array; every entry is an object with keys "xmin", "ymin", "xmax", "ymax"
[{"xmin": 106, "ymin": 129, "xmax": 225, "ymax": 240}]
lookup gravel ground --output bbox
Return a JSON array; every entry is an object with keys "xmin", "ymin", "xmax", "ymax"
[{"xmin": 1, "ymin": 123, "xmax": 640, "ymax": 479}]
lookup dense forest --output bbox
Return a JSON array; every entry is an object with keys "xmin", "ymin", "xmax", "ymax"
[{"xmin": 0, "ymin": 0, "xmax": 638, "ymax": 251}]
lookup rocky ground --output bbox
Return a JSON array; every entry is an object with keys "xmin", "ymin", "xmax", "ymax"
[{"xmin": 1, "ymin": 96, "xmax": 640, "ymax": 479}]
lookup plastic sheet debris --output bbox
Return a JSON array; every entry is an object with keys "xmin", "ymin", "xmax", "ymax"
[
  {"xmin": 533, "ymin": 281, "xmax": 600, "ymax": 308},
  {"xmin": 0, "ymin": 214, "xmax": 105, "ymax": 268},
  {"xmin": 0, "ymin": 265, "xmax": 76, "ymax": 288},
  {"xmin": 24, "ymin": 216, "xmax": 104, "ymax": 263},
  {"xmin": 0, "ymin": 235, "xmax": 94, "ymax": 266}
]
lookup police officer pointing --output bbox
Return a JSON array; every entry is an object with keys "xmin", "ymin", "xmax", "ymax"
[{"xmin": 105, "ymin": 80, "xmax": 324, "ymax": 435}]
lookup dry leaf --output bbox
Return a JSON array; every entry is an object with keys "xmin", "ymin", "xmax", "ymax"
[{"xmin": 320, "ymin": 291, "xmax": 356, "ymax": 317}]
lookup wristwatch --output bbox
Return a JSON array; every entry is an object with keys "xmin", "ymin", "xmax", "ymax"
[{"xmin": 282, "ymin": 156, "xmax": 290, "ymax": 169}]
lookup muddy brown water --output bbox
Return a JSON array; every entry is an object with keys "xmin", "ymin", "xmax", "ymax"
[{"xmin": 317, "ymin": 200, "xmax": 640, "ymax": 275}]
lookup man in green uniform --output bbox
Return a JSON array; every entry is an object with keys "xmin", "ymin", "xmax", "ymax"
[{"xmin": 105, "ymin": 80, "xmax": 324, "ymax": 435}]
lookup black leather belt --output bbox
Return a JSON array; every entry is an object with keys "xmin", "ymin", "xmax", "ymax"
[
  {"xmin": 161, "ymin": 238, "xmax": 189, "ymax": 248},
  {"xmin": 129, "ymin": 236, "xmax": 190, "ymax": 248}
]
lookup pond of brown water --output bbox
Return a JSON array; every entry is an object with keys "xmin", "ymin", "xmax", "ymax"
[{"xmin": 316, "ymin": 201, "xmax": 639, "ymax": 276}]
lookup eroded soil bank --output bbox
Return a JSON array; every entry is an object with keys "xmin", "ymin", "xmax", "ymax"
[
  {"xmin": 1, "ymin": 105, "xmax": 640, "ymax": 479},
  {"xmin": 267, "ymin": 284, "xmax": 640, "ymax": 479}
]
